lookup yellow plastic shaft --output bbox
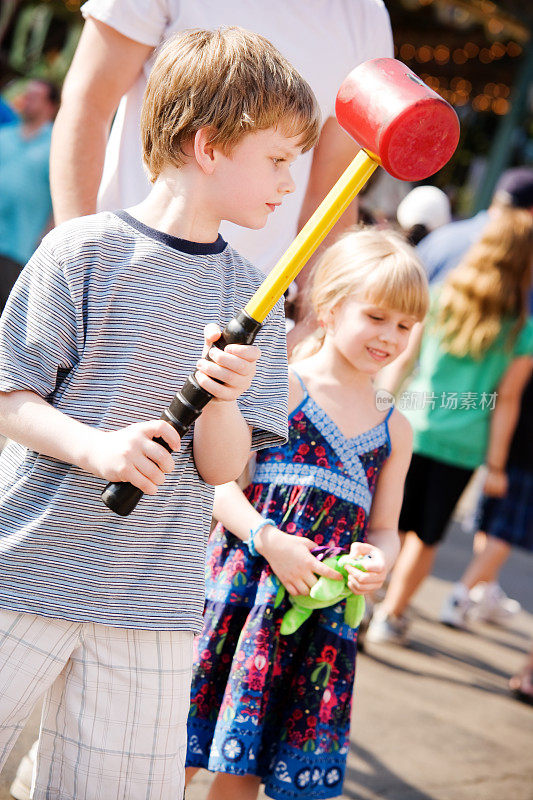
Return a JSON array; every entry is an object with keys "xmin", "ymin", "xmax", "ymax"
[{"xmin": 245, "ymin": 149, "xmax": 379, "ymax": 322}]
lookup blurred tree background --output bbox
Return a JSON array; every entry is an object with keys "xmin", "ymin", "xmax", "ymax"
[
  {"xmin": 0, "ymin": 0, "xmax": 82, "ymax": 89},
  {"xmin": 0, "ymin": 0, "xmax": 531, "ymax": 215}
]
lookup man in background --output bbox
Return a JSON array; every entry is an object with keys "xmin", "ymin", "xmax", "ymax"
[{"xmin": 0, "ymin": 79, "xmax": 59, "ymax": 312}]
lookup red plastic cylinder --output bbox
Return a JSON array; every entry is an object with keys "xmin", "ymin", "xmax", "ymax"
[{"xmin": 335, "ymin": 58, "xmax": 460, "ymax": 181}]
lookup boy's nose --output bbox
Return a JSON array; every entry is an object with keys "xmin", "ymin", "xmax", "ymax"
[{"xmin": 280, "ymin": 172, "xmax": 296, "ymax": 195}]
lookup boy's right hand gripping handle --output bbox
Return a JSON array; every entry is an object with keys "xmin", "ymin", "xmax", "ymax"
[{"xmin": 101, "ymin": 310, "xmax": 262, "ymax": 517}]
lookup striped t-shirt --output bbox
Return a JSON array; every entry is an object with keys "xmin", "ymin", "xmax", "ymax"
[{"xmin": 0, "ymin": 211, "xmax": 288, "ymax": 632}]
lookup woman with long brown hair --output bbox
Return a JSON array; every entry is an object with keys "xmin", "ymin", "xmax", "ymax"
[{"xmin": 366, "ymin": 207, "xmax": 533, "ymax": 645}]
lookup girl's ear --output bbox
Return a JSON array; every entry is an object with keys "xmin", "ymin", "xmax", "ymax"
[
  {"xmin": 193, "ymin": 127, "xmax": 219, "ymax": 175},
  {"xmin": 323, "ymin": 306, "xmax": 338, "ymax": 332}
]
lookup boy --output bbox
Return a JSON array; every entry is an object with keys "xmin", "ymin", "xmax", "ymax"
[{"xmin": 0, "ymin": 27, "xmax": 320, "ymax": 799}]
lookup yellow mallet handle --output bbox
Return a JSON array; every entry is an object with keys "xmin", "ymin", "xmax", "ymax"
[{"xmin": 245, "ymin": 149, "xmax": 378, "ymax": 322}]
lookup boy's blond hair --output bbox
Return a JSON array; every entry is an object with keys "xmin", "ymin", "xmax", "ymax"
[{"xmin": 141, "ymin": 26, "xmax": 321, "ymax": 181}]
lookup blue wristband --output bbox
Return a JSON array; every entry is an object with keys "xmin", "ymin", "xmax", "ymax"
[{"xmin": 246, "ymin": 518, "xmax": 276, "ymax": 557}]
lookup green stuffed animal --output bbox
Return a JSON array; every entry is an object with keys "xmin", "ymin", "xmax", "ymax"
[{"xmin": 280, "ymin": 554, "xmax": 369, "ymax": 635}]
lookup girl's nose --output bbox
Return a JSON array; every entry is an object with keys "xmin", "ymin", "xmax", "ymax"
[{"xmin": 379, "ymin": 326, "xmax": 398, "ymax": 344}]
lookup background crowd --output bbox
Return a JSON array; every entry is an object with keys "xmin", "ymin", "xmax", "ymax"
[{"xmin": 0, "ymin": 1, "xmax": 532, "ymax": 800}]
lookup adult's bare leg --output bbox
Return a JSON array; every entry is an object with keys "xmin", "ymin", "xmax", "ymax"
[
  {"xmin": 460, "ymin": 534, "xmax": 511, "ymax": 590},
  {"xmin": 380, "ymin": 531, "xmax": 438, "ymax": 617}
]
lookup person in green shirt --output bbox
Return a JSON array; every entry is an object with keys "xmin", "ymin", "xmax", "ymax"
[
  {"xmin": 366, "ymin": 206, "xmax": 533, "ymax": 645},
  {"xmin": 440, "ymin": 364, "xmax": 532, "ymax": 630}
]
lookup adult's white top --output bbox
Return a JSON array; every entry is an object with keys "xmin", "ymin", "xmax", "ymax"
[{"xmin": 81, "ymin": 0, "xmax": 394, "ymax": 273}]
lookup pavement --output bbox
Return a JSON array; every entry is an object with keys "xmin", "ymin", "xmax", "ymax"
[{"xmin": 1, "ymin": 521, "xmax": 532, "ymax": 800}]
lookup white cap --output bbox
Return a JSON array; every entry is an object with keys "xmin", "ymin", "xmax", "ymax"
[{"xmin": 397, "ymin": 186, "xmax": 451, "ymax": 232}]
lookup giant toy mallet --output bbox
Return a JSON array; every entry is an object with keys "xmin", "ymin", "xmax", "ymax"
[{"xmin": 102, "ymin": 58, "xmax": 460, "ymax": 516}]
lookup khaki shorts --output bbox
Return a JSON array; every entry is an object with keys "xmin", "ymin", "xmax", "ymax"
[{"xmin": 0, "ymin": 608, "xmax": 193, "ymax": 799}]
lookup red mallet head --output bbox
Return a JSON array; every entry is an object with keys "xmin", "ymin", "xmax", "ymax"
[{"xmin": 335, "ymin": 58, "xmax": 460, "ymax": 181}]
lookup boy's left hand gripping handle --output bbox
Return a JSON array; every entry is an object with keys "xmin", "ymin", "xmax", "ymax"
[{"xmin": 101, "ymin": 311, "xmax": 262, "ymax": 517}]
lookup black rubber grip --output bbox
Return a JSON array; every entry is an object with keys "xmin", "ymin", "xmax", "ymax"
[{"xmin": 101, "ymin": 310, "xmax": 262, "ymax": 516}]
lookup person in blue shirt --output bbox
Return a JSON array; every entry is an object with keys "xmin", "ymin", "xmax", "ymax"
[
  {"xmin": 0, "ymin": 79, "xmax": 59, "ymax": 311},
  {"xmin": 417, "ymin": 167, "xmax": 533, "ymax": 285},
  {"xmin": 0, "ymin": 96, "xmax": 18, "ymax": 127}
]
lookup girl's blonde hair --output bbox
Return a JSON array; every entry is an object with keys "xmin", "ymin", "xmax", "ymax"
[
  {"xmin": 434, "ymin": 208, "xmax": 533, "ymax": 359},
  {"xmin": 292, "ymin": 227, "xmax": 430, "ymax": 360},
  {"xmin": 142, "ymin": 27, "xmax": 320, "ymax": 180}
]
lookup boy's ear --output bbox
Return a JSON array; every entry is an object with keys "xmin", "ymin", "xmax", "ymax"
[{"xmin": 193, "ymin": 127, "xmax": 220, "ymax": 175}]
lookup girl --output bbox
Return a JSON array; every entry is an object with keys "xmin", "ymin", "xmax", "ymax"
[
  {"xmin": 367, "ymin": 207, "xmax": 533, "ymax": 644},
  {"xmin": 185, "ymin": 227, "xmax": 429, "ymax": 800}
]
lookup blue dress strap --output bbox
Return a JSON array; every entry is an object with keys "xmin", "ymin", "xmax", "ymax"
[
  {"xmin": 290, "ymin": 369, "xmax": 309, "ymax": 398},
  {"xmin": 383, "ymin": 405, "xmax": 394, "ymax": 452}
]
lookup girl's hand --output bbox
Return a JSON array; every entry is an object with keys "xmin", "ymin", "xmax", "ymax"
[
  {"xmin": 347, "ymin": 542, "xmax": 387, "ymax": 595},
  {"xmin": 254, "ymin": 526, "xmax": 342, "ymax": 596},
  {"xmin": 483, "ymin": 466, "xmax": 508, "ymax": 498},
  {"xmin": 195, "ymin": 324, "xmax": 261, "ymax": 402}
]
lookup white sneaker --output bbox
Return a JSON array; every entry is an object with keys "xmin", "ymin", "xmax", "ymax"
[
  {"xmin": 470, "ymin": 582, "xmax": 521, "ymax": 625},
  {"xmin": 366, "ymin": 606, "xmax": 409, "ymax": 645},
  {"xmin": 440, "ymin": 583, "xmax": 472, "ymax": 629},
  {"xmin": 10, "ymin": 740, "xmax": 37, "ymax": 800}
]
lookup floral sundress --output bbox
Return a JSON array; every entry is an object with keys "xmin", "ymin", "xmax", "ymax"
[{"xmin": 186, "ymin": 372, "xmax": 393, "ymax": 799}]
